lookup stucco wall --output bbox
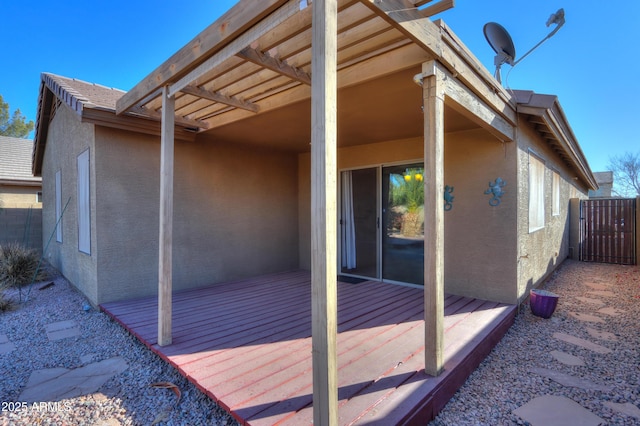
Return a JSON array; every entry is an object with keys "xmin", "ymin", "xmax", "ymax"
[
  {"xmin": 443, "ymin": 129, "xmax": 519, "ymax": 303},
  {"xmin": 298, "ymin": 132, "xmax": 519, "ymax": 303},
  {"xmin": 41, "ymin": 104, "xmax": 98, "ymax": 303},
  {"xmin": 94, "ymin": 128, "xmax": 299, "ymax": 304},
  {"xmin": 516, "ymin": 123, "xmax": 589, "ymax": 302}
]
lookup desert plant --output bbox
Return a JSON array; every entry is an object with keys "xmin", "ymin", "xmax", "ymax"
[
  {"xmin": 0, "ymin": 292, "xmax": 14, "ymax": 312},
  {"xmin": 0, "ymin": 243, "xmax": 47, "ymax": 289}
]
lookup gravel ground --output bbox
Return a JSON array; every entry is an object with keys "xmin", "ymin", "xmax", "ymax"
[
  {"xmin": 0, "ymin": 273, "xmax": 239, "ymax": 426},
  {"xmin": 1, "ymin": 260, "xmax": 638, "ymax": 425},
  {"xmin": 431, "ymin": 259, "xmax": 640, "ymax": 425}
]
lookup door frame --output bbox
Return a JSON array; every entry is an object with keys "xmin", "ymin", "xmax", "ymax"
[{"xmin": 338, "ymin": 159, "xmax": 424, "ymax": 287}]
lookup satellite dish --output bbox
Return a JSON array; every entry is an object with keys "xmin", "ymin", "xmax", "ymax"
[
  {"xmin": 483, "ymin": 8, "xmax": 566, "ymax": 85},
  {"xmin": 483, "ymin": 22, "xmax": 516, "ymax": 83}
]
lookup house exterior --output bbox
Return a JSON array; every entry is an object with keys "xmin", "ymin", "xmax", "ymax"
[
  {"xmin": 589, "ymin": 171, "xmax": 614, "ymax": 198},
  {"xmin": 32, "ymin": 1, "xmax": 597, "ymax": 422},
  {"xmin": 0, "ymin": 135, "xmax": 42, "ymax": 250}
]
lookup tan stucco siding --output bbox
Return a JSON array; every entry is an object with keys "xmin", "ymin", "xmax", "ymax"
[
  {"xmin": 94, "ymin": 128, "xmax": 299, "ymax": 304},
  {"xmin": 298, "ymin": 133, "xmax": 519, "ymax": 303},
  {"xmin": 298, "ymin": 137, "xmax": 423, "ymax": 271},
  {"xmin": 0, "ymin": 186, "xmax": 41, "ymax": 208},
  {"xmin": 41, "ymin": 104, "xmax": 98, "ymax": 303},
  {"xmin": 516, "ymin": 123, "xmax": 588, "ymax": 301},
  {"xmin": 443, "ymin": 129, "xmax": 518, "ymax": 303}
]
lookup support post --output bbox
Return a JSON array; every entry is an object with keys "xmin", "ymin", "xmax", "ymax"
[
  {"xmin": 422, "ymin": 61, "xmax": 445, "ymax": 376},
  {"xmin": 311, "ymin": 0, "xmax": 338, "ymax": 424},
  {"xmin": 158, "ymin": 86, "xmax": 175, "ymax": 346}
]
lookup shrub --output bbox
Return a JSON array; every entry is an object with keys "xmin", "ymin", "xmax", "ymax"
[{"xmin": 0, "ymin": 243, "xmax": 47, "ymax": 289}]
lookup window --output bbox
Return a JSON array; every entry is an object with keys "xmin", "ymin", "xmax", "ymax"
[
  {"xmin": 77, "ymin": 149, "xmax": 91, "ymax": 254},
  {"xmin": 36, "ymin": 191, "xmax": 42, "ymax": 203},
  {"xmin": 55, "ymin": 170, "xmax": 62, "ymax": 243},
  {"xmin": 528, "ymin": 153, "xmax": 545, "ymax": 232},
  {"xmin": 552, "ymin": 171, "xmax": 560, "ymax": 216}
]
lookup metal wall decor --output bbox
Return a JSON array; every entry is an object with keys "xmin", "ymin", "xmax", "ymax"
[
  {"xmin": 444, "ymin": 185, "xmax": 454, "ymax": 211},
  {"xmin": 485, "ymin": 178, "xmax": 505, "ymax": 206}
]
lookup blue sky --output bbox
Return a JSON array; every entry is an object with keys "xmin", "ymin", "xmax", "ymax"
[{"xmin": 2, "ymin": 0, "xmax": 638, "ymax": 173}]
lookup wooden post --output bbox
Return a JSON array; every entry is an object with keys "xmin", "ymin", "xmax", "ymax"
[
  {"xmin": 158, "ymin": 86, "xmax": 175, "ymax": 346},
  {"xmin": 422, "ymin": 61, "xmax": 445, "ymax": 376},
  {"xmin": 311, "ymin": 0, "xmax": 338, "ymax": 424}
]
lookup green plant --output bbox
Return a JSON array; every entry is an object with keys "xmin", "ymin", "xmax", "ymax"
[{"xmin": 0, "ymin": 243, "xmax": 47, "ymax": 289}]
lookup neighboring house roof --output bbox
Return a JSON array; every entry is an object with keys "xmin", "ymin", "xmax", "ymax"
[
  {"xmin": 0, "ymin": 135, "xmax": 41, "ymax": 186},
  {"xmin": 514, "ymin": 90, "xmax": 598, "ymax": 190},
  {"xmin": 593, "ymin": 171, "xmax": 613, "ymax": 186}
]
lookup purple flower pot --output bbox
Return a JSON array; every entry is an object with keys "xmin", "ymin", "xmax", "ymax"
[{"xmin": 529, "ymin": 289, "xmax": 559, "ymax": 319}]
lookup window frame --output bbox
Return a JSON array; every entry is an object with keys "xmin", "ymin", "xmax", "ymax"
[
  {"xmin": 552, "ymin": 171, "xmax": 560, "ymax": 216},
  {"xmin": 528, "ymin": 152, "xmax": 546, "ymax": 233},
  {"xmin": 77, "ymin": 149, "xmax": 91, "ymax": 255}
]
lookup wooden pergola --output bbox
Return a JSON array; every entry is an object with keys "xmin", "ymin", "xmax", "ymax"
[{"xmin": 115, "ymin": 1, "xmax": 517, "ymax": 424}]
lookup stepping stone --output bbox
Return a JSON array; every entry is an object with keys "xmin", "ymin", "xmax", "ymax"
[
  {"xmin": 553, "ymin": 332, "xmax": 612, "ymax": 354},
  {"xmin": 19, "ymin": 357, "xmax": 128, "ymax": 402},
  {"xmin": 45, "ymin": 320, "xmax": 81, "ymax": 341},
  {"xmin": 550, "ymin": 350, "xmax": 586, "ymax": 366},
  {"xmin": 587, "ymin": 290, "xmax": 616, "ymax": 298},
  {"xmin": 603, "ymin": 401, "xmax": 640, "ymax": 419},
  {"xmin": 529, "ymin": 367, "xmax": 613, "ymax": 392},
  {"xmin": 598, "ymin": 306, "xmax": 624, "ymax": 316},
  {"xmin": 0, "ymin": 333, "xmax": 16, "ymax": 355},
  {"xmin": 568, "ymin": 311, "xmax": 605, "ymax": 323},
  {"xmin": 575, "ymin": 296, "xmax": 605, "ymax": 306},
  {"xmin": 585, "ymin": 282, "xmax": 612, "ymax": 291},
  {"xmin": 586, "ymin": 327, "xmax": 618, "ymax": 342},
  {"xmin": 513, "ymin": 395, "xmax": 605, "ymax": 426}
]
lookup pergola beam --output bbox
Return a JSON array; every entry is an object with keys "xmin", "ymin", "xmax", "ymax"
[
  {"xmin": 129, "ymin": 106, "xmax": 210, "ymax": 130},
  {"xmin": 237, "ymin": 47, "xmax": 312, "ymax": 85},
  {"xmin": 158, "ymin": 86, "xmax": 175, "ymax": 347},
  {"xmin": 116, "ymin": 0, "xmax": 293, "ymax": 115},
  {"xmin": 422, "ymin": 60, "xmax": 445, "ymax": 377},
  {"xmin": 311, "ymin": 0, "xmax": 339, "ymax": 424},
  {"xmin": 181, "ymin": 85, "xmax": 259, "ymax": 113},
  {"xmin": 168, "ymin": 0, "xmax": 303, "ymax": 98}
]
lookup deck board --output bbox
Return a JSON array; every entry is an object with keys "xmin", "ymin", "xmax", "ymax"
[{"xmin": 101, "ymin": 271, "xmax": 516, "ymax": 425}]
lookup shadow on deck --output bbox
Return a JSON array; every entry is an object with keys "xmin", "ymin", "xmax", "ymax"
[{"xmin": 100, "ymin": 270, "xmax": 516, "ymax": 425}]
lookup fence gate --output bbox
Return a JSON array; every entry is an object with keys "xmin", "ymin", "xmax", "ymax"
[{"xmin": 580, "ymin": 198, "xmax": 637, "ymax": 265}]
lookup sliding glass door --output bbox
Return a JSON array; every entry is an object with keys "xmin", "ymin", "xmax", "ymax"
[
  {"xmin": 382, "ymin": 164, "xmax": 425, "ymax": 285},
  {"xmin": 340, "ymin": 163, "xmax": 424, "ymax": 286}
]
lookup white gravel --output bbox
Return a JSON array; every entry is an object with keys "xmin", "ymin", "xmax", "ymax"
[
  {"xmin": 0, "ymin": 274, "xmax": 239, "ymax": 426},
  {"xmin": 431, "ymin": 260, "xmax": 640, "ymax": 425}
]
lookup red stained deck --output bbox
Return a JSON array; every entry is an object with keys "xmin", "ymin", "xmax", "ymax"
[{"xmin": 100, "ymin": 271, "xmax": 516, "ymax": 425}]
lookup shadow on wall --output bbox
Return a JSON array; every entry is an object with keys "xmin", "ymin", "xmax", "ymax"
[{"xmin": 0, "ymin": 207, "xmax": 43, "ymax": 252}]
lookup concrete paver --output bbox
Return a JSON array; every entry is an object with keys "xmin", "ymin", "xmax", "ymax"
[
  {"xmin": 553, "ymin": 332, "xmax": 612, "ymax": 354},
  {"xmin": 603, "ymin": 401, "xmax": 640, "ymax": 420},
  {"xmin": 45, "ymin": 319, "xmax": 81, "ymax": 341},
  {"xmin": 568, "ymin": 311, "xmax": 605, "ymax": 323},
  {"xmin": 529, "ymin": 367, "xmax": 612, "ymax": 392},
  {"xmin": 0, "ymin": 333, "xmax": 16, "ymax": 355},
  {"xmin": 549, "ymin": 350, "xmax": 585, "ymax": 366},
  {"xmin": 513, "ymin": 395, "xmax": 605, "ymax": 426},
  {"xmin": 19, "ymin": 356, "xmax": 128, "ymax": 402},
  {"xmin": 586, "ymin": 327, "xmax": 618, "ymax": 342},
  {"xmin": 574, "ymin": 296, "xmax": 605, "ymax": 306}
]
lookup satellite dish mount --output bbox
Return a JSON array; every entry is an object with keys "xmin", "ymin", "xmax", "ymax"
[{"xmin": 483, "ymin": 8, "xmax": 565, "ymax": 84}]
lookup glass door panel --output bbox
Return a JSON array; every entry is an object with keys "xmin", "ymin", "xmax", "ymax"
[
  {"xmin": 382, "ymin": 164, "xmax": 425, "ymax": 285},
  {"xmin": 340, "ymin": 168, "xmax": 379, "ymax": 279}
]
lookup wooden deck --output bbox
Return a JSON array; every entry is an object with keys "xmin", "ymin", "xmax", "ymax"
[{"xmin": 100, "ymin": 271, "xmax": 516, "ymax": 425}]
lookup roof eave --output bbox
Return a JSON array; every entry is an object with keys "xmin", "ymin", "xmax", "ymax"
[{"xmin": 516, "ymin": 92, "xmax": 597, "ymax": 191}]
